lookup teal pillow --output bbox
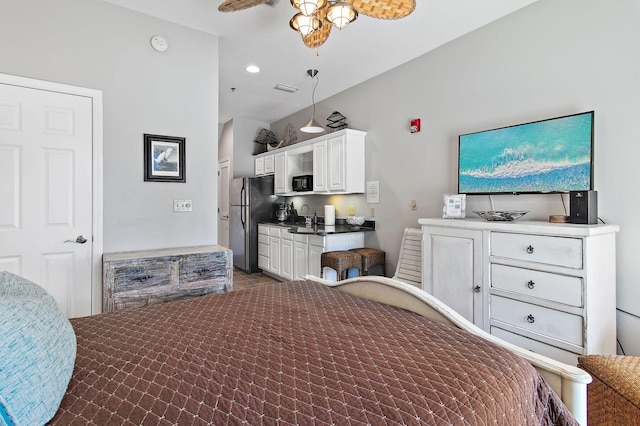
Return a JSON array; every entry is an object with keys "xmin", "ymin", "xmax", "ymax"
[{"xmin": 0, "ymin": 272, "xmax": 76, "ymax": 426}]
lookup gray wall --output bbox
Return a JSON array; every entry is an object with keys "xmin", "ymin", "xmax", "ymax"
[
  {"xmin": 271, "ymin": 0, "xmax": 640, "ymax": 355},
  {"xmin": 0, "ymin": 0, "xmax": 219, "ymax": 252}
]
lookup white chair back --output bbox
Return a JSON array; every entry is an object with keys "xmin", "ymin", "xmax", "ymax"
[{"xmin": 392, "ymin": 228, "xmax": 423, "ymax": 288}]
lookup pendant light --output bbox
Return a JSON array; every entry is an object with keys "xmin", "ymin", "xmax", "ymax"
[
  {"xmin": 326, "ymin": 1, "xmax": 358, "ymax": 29},
  {"xmin": 300, "ymin": 69, "xmax": 325, "ymax": 134},
  {"xmin": 291, "ymin": 0, "xmax": 326, "ymax": 16},
  {"xmin": 290, "ymin": 13, "xmax": 322, "ymax": 37}
]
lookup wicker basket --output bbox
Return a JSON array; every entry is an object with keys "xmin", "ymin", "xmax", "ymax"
[{"xmin": 578, "ymin": 355, "xmax": 640, "ymax": 425}]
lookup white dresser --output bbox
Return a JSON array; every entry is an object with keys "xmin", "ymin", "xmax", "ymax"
[{"xmin": 419, "ymin": 218, "xmax": 618, "ymax": 364}]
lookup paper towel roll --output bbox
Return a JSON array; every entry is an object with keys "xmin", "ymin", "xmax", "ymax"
[{"xmin": 324, "ymin": 205, "xmax": 335, "ymax": 226}]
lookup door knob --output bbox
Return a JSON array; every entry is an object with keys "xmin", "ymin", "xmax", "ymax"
[{"xmin": 65, "ymin": 235, "xmax": 88, "ymax": 244}]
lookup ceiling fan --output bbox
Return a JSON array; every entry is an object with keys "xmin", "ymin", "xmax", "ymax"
[{"xmin": 218, "ymin": 0, "xmax": 416, "ymax": 48}]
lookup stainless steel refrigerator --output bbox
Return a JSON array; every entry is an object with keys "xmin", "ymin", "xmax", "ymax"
[{"xmin": 230, "ymin": 175, "xmax": 277, "ymax": 273}]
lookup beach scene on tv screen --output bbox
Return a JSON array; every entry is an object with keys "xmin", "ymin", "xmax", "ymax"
[{"xmin": 458, "ymin": 113, "xmax": 592, "ymax": 194}]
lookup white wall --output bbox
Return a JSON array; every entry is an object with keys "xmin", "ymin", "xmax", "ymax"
[
  {"xmin": 0, "ymin": 0, "xmax": 219, "ymax": 252},
  {"xmin": 271, "ymin": 0, "xmax": 640, "ymax": 355}
]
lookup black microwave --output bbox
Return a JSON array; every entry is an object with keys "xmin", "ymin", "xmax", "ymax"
[{"xmin": 292, "ymin": 175, "xmax": 313, "ymax": 192}]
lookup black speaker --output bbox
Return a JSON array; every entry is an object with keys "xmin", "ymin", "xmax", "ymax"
[{"xmin": 569, "ymin": 190, "xmax": 598, "ymax": 224}]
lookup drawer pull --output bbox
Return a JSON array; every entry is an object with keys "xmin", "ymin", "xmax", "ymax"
[
  {"xmin": 526, "ymin": 314, "xmax": 535, "ymax": 323},
  {"xmin": 526, "ymin": 245, "xmax": 534, "ymax": 254},
  {"xmin": 474, "ymin": 285, "xmax": 481, "ymax": 293},
  {"xmin": 133, "ymin": 274, "xmax": 151, "ymax": 282},
  {"xmin": 527, "ymin": 280, "xmax": 535, "ymax": 289},
  {"xmin": 196, "ymin": 268, "xmax": 212, "ymax": 275}
]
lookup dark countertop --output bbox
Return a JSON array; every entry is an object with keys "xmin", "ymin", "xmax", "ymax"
[{"xmin": 260, "ymin": 219, "xmax": 375, "ymax": 236}]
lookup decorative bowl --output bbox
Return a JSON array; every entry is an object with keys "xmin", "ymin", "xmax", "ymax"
[
  {"xmin": 473, "ymin": 210, "xmax": 529, "ymax": 221},
  {"xmin": 346, "ymin": 216, "xmax": 365, "ymax": 226}
]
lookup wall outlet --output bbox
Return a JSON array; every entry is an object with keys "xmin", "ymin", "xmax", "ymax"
[
  {"xmin": 348, "ymin": 205, "xmax": 355, "ymax": 216},
  {"xmin": 174, "ymin": 199, "xmax": 192, "ymax": 212},
  {"xmin": 370, "ymin": 207, "xmax": 375, "ymax": 217},
  {"xmin": 410, "ymin": 200, "xmax": 417, "ymax": 211}
]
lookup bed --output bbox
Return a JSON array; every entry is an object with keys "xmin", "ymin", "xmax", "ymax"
[{"xmin": 0, "ymin": 272, "xmax": 590, "ymax": 425}]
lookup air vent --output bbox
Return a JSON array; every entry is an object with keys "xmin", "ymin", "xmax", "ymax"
[{"xmin": 274, "ymin": 83, "xmax": 300, "ymax": 93}]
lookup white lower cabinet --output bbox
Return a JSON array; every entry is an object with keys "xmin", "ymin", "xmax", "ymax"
[
  {"xmin": 419, "ymin": 218, "xmax": 619, "ymax": 364},
  {"xmin": 280, "ymin": 232, "xmax": 294, "ymax": 281},
  {"xmin": 259, "ymin": 224, "xmax": 365, "ymax": 281},
  {"xmin": 258, "ymin": 225, "xmax": 269, "ymax": 270},
  {"xmin": 293, "ymin": 235, "xmax": 309, "ymax": 280},
  {"xmin": 422, "ymin": 226, "xmax": 483, "ymax": 326}
]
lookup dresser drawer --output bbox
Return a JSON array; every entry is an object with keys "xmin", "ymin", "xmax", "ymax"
[
  {"xmin": 491, "ymin": 295, "xmax": 583, "ymax": 346},
  {"xmin": 258, "ymin": 242, "xmax": 269, "ymax": 257},
  {"xmin": 111, "ymin": 259, "xmax": 173, "ymax": 293},
  {"xmin": 491, "ymin": 232, "xmax": 582, "ymax": 269},
  {"xmin": 491, "ymin": 264, "xmax": 583, "ymax": 307},
  {"xmin": 179, "ymin": 253, "xmax": 227, "ymax": 286},
  {"xmin": 258, "ymin": 233, "xmax": 269, "ymax": 244},
  {"xmin": 258, "ymin": 224, "xmax": 269, "ymax": 235},
  {"xmin": 281, "ymin": 229, "xmax": 294, "ymax": 240},
  {"xmin": 491, "ymin": 327, "xmax": 579, "ymax": 366},
  {"xmin": 294, "ymin": 234, "xmax": 309, "ymax": 243},
  {"xmin": 269, "ymin": 227, "xmax": 281, "ymax": 238}
]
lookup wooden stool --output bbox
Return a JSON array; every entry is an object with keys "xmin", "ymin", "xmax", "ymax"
[
  {"xmin": 350, "ymin": 248, "xmax": 386, "ymax": 276},
  {"xmin": 320, "ymin": 251, "xmax": 362, "ymax": 281}
]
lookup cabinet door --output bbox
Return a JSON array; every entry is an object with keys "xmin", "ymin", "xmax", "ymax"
[
  {"xmin": 281, "ymin": 239, "xmax": 294, "ymax": 280},
  {"xmin": 264, "ymin": 154, "xmax": 275, "ymax": 174},
  {"xmin": 269, "ymin": 236, "xmax": 281, "ymax": 275},
  {"xmin": 309, "ymin": 244, "xmax": 324, "ymax": 278},
  {"xmin": 423, "ymin": 227, "xmax": 483, "ymax": 327},
  {"xmin": 274, "ymin": 152, "xmax": 287, "ymax": 194},
  {"xmin": 255, "ymin": 157, "xmax": 265, "ymax": 176},
  {"xmin": 313, "ymin": 141, "xmax": 328, "ymax": 192},
  {"xmin": 294, "ymin": 240, "xmax": 308, "ymax": 280},
  {"xmin": 327, "ymin": 135, "xmax": 346, "ymax": 191}
]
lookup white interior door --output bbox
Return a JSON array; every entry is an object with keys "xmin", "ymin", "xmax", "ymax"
[
  {"xmin": 218, "ymin": 157, "xmax": 230, "ymax": 249},
  {"xmin": 0, "ymin": 81, "xmax": 94, "ymax": 318}
]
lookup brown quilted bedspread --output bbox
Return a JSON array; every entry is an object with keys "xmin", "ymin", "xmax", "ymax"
[{"xmin": 51, "ymin": 280, "xmax": 577, "ymax": 425}]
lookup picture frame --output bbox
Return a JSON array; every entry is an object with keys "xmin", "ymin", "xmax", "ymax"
[
  {"xmin": 442, "ymin": 194, "xmax": 466, "ymax": 219},
  {"xmin": 143, "ymin": 134, "xmax": 185, "ymax": 183}
]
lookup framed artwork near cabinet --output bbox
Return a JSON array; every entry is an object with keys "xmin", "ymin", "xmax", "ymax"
[
  {"xmin": 143, "ymin": 134, "xmax": 186, "ymax": 182},
  {"xmin": 442, "ymin": 194, "xmax": 466, "ymax": 218}
]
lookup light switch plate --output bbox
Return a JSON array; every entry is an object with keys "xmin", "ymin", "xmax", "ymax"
[
  {"xmin": 174, "ymin": 199, "xmax": 192, "ymax": 212},
  {"xmin": 348, "ymin": 205, "xmax": 355, "ymax": 216}
]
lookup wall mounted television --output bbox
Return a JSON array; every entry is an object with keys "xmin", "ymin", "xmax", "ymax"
[{"xmin": 458, "ymin": 111, "xmax": 594, "ymax": 195}]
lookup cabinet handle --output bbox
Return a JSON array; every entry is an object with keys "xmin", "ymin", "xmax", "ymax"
[
  {"xmin": 526, "ymin": 314, "xmax": 535, "ymax": 323},
  {"xmin": 527, "ymin": 280, "xmax": 535, "ymax": 289},
  {"xmin": 526, "ymin": 245, "xmax": 534, "ymax": 254},
  {"xmin": 133, "ymin": 274, "xmax": 151, "ymax": 282},
  {"xmin": 474, "ymin": 285, "xmax": 481, "ymax": 293}
]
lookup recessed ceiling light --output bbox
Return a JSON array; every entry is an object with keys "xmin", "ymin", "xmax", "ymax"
[{"xmin": 245, "ymin": 65, "xmax": 261, "ymax": 73}]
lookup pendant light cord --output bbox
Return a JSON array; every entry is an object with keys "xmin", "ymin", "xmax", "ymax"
[{"xmin": 311, "ymin": 72, "xmax": 319, "ymax": 119}]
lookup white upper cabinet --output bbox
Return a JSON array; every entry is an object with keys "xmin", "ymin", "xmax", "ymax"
[
  {"xmin": 312, "ymin": 140, "xmax": 328, "ymax": 192},
  {"xmin": 274, "ymin": 151, "xmax": 287, "ymax": 194},
  {"xmin": 256, "ymin": 129, "xmax": 366, "ymax": 195}
]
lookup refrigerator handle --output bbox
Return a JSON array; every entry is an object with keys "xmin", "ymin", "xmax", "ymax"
[{"xmin": 240, "ymin": 181, "xmax": 246, "ymax": 229}]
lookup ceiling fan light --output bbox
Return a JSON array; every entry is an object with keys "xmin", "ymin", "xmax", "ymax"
[
  {"xmin": 290, "ymin": 13, "xmax": 322, "ymax": 37},
  {"xmin": 326, "ymin": 1, "xmax": 358, "ymax": 29},
  {"xmin": 291, "ymin": 0, "xmax": 326, "ymax": 16}
]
